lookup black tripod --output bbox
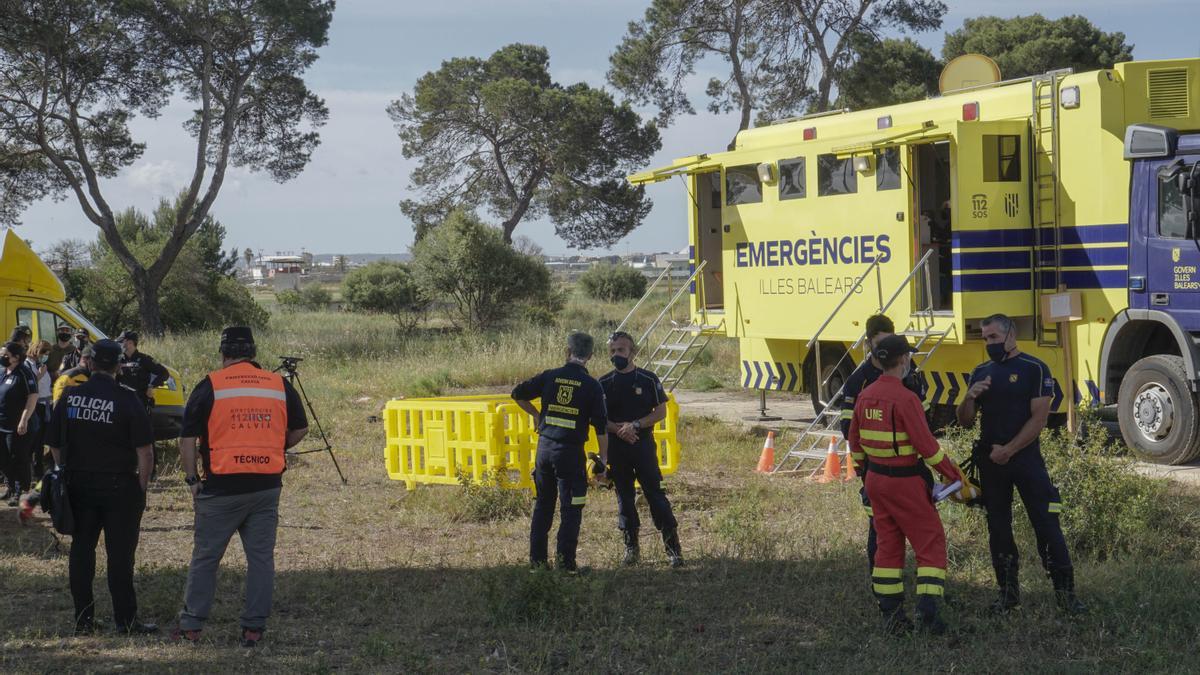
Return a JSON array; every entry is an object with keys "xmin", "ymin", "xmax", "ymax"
[{"xmin": 273, "ymin": 356, "xmax": 347, "ymax": 484}]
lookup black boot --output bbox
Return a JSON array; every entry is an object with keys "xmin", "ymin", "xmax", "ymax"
[
  {"xmin": 915, "ymin": 596, "xmax": 947, "ymax": 635},
  {"xmin": 662, "ymin": 528, "xmax": 683, "ymax": 568},
  {"xmin": 1051, "ymin": 567, "xmax": 1087, "ymax": 615},
  {"xmin": 622, "ymin": 529, "xmax": 640, "ymax": 566},
  {"xmin": 992, "ymin": 556, "xmax": 1020, "ymax": 613},
  {"xmin": 879, "ymin": 600, "xmax": 913, "ymax": 636}
]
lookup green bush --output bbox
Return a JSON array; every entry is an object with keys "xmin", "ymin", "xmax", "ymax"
[
  {"xmin": 941, "ymin": 417, "xmax": 1198, "ymax": 562},
  {"xmin": 412, "ymin": 210, "xmax": 557, "ymax": 330},
  {"xmin": 276, "ymin": 284, "xmax": 331, "ymax": 312},
  {"xmin": 578, "ymin": 263, "xmax": 647, "ymax": 302},
  {"xmin": 342, "ymin": 261, "xmax": 429, "ymax": 331},
  {"xmin": 451, "ymin": 467, "xmax": 531, "ymax": 523}
]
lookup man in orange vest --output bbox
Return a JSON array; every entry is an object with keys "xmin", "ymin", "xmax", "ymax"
[
  {"xmin": 848, "ymin": 335, "xmax": 963, "ymax": 635},
  {"xmin": 172, "ymin": 327, "xmax": 308, "ymax": 648}
]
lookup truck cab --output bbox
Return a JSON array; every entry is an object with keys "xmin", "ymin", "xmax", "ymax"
[
  {"xmin": 1104, "ymin": 125, "xmax": 1200, "ymax": 463},
  {"xmin": 0, "ymin": 230, "xmax": 185, "ymax": 440}
]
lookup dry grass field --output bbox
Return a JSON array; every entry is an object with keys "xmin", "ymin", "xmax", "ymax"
[{"xmin": 2, "ymin": 300, "xmax": 1199, "ymax": 672}]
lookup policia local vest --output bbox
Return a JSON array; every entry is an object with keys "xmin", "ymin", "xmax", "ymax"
[{"xmin": 207, "ymin": 362, "xmax": 288, "ymax": 475}]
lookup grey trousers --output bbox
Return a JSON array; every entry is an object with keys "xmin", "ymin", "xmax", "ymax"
[{"xmin": 178, "ymin": 487, "xmax": 280, "ymax": 631}]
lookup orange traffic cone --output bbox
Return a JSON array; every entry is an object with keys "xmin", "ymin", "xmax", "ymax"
[
  {"xmin": 842, "ymin": 446, "xmax": 856, "ymax": 482},
  {"xmin": 814, "ymin": 437, "xmax": 842, "ymax": 483},
  {"xmin": 755, "ymin": 431, "xmax": 776, "ymax": 473}
]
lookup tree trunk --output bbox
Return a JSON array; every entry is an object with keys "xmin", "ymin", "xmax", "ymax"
[{"xmin": 133, "ymin": 278, "xmax": 165, "ymax": 336}]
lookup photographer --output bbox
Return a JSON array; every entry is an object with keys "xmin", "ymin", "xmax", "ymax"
[{"xmin": 173, "ymin": 327, "xmax": 308, "ymax": 648}]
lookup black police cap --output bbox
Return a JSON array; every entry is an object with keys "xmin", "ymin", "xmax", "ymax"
[
  {"xmin": 872, "ymin": 334, "xmax": 918, "ymax": 362},
  {"xmin": 92, "ymin": 339, "xmax": 122, "ymax": 367},
  {"xmin": 221, "ymin": 326, "xmax": 255, "ymax": 345}
]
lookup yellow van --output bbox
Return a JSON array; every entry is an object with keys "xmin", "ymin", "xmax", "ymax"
[{"xmin": 1, "ymin": 230, "xmax": 185, "ymax": 440}]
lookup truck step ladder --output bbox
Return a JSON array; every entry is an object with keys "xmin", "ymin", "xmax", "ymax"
[
  {"xmin": 773, "ymin": 249, "xmax": 953, "ymax": 475},
  {"xmin": 615, "ymin": 260, "xmax": 722, "ymax": 392},
  {"xmin": 1031, "ymin": 69, "xmax": 1073, "ymax": 347}
]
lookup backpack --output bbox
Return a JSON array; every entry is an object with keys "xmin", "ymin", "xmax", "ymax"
[{"xmin": 39, "ymin": 467, "xmax": 74, "ymax": 535}]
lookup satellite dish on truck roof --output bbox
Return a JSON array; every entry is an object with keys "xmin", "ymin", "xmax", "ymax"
[{"xmin": 939, "ymin": 54, "xmax": 1002, "ymax": 94}]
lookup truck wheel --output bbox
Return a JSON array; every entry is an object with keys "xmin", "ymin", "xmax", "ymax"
[
  {"xmin": 806, "ymin": 344, "xmax": 855, "ymax": 414},
  {"xmin": 1117, "ymin": 354, "xmax": 1200, "ymax": 465}
]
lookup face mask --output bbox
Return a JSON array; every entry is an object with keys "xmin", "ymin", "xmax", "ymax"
[
  {"xmin": 986, "ymin": 342, "xmax": 1009, "ymax": 363},
  {"xmin": 39, "ymin": 355, "xmax": 48, "ymax": 364},
  {"xmin": 610, "ymin": 355, "xmax": 630, "ymax": 371},
  {"xmin": 0, "ymin": 356, "xmax": 10, "ymax": 368}
]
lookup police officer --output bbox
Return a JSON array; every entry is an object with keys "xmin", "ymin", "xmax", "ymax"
[
  {"xmin": 174, "ymin": 327, "xmax": 308, "ymax": 648},
  {"xmin": 598, "ymin": 331, "xmax": 682, "ymax": 567},
  {"xmin": 115, "ymin": 331, "xmax": 169, "ymax": 409},
  {"xmin": 46, "ymin": 339, "xmax": 156, "ymax": 635},
  {"xmin": 956, "ymin": 313, "xmax": 1086, "ymax": 614},
  {"xmin": 512, "ymin": 332, "xmax": 608, "ymax": 572},
  {"xmin": 838, "ymin": 314, "xmax": 929, "ymax": 571},
  {"xmin": 848, "ymin": 335, "xmax": 964, "ymax": 635}
]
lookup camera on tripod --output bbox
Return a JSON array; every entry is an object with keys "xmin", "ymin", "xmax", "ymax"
[{"xmin": 277, "ymin": 355, "xmax": 303, "ymax": 376}]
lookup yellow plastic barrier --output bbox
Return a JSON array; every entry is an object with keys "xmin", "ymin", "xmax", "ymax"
[{"xmin": 384, "ymin": 393, "xmax": 680, "ymax": 491}]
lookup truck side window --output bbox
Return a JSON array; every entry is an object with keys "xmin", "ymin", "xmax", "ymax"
[
  {"xmin": 876, "ymin": 147, "xmax": 901, "ymax": 191},
  {"xmin": 16, "ymin": 308, "xmax": 32, "ymax": 332},
  {"xmin": 817, "ymin": 154, "xmax": 857, "ymax": 196},
  {"xmin": 725, "ymin": 165, "xmax": 763, "ymax": 205},
  {"xmin": 778, "ymin": 158, "xmax": 806, "ymax": 200},
  {"xmin": 983, "ymin": 135, "xmax": 1021, "ymax": 182},
  {"xmin": 36, "ymin": 310, "xmax": 58, "ymax": 342},
  {"xmin": 1159, "ymin": 174, "xmax": 1189, "ymax": 238}
]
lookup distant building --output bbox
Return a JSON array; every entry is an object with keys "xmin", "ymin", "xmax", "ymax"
[{"xmin": 250, "ymin": 254, "xmax": 307, "ymax": 291}]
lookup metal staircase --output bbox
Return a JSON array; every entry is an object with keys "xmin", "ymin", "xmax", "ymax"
[
  {"xmin": 1031, "ymin": 69, "xmax": 1072, "ymax": 347},
  {"xmin": 615, "ymin": 261, "xmax": 722, "ymax": 393},
  {"xmin": 773, "ymin": 249, "xmax": 954, "ymax": 474}
]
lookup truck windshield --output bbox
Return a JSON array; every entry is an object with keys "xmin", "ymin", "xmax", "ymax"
[{"xmin": 60, "ymin": 304, "xmax": 108, "ymax": 339}]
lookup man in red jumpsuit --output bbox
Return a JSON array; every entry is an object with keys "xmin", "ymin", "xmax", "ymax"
[{"xmin": 848, "ymin": 335, "xmax": 964, "ymax": 634}]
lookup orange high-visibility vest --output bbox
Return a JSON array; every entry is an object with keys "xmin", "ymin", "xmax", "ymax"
[{"xmin": 207, "ymin": 361, "xmax": 288, "ymax": 475}]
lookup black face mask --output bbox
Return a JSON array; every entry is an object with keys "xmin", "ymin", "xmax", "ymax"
[
  {"xmin": 986, "ymin": 342, "xmax": 1009, "ymax": 363},
  {"xmin": 0, "ymin": 356, "xmax": 10, "ymax": 368},
  {"xmin": 610, "ymin": 355, "xmax": 630, "ymax": 371}
]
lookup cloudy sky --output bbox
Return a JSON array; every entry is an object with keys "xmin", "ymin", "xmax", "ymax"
[{"xmin": 15, "ymin": 0, "xmax": 1200, "ymax": 257}]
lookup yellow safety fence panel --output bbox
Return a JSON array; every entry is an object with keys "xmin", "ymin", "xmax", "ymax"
[{"xmin": 384, "ymin": 393, "xmax": 680, "ymax": 491}]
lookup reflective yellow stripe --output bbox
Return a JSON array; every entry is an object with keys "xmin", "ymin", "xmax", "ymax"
[
  {"xmin": 872, "ymin": 567, "xmax": 902, "ymax": 579},
  {"xmin": 916, "ymin": 584, "xmax": 945, "ymax": 596},
  {"xmin": 873, "ymin": 583, "xmax": 904, "ymax": 595},
  {"xmin": 1048, "ymin": 502, "xmax": 1062, "ymax": 513},
  {"xmin": 923, "ymin": 448, "xmax": 946, "ymax": 467},
  {"xmin": 841, "ymin": 410, "xmax": 853, "ymax": 419},
  {"xmin": 571, "ymin": 495, "xmax": 587, "ymax": 505},
  {"xmin": 544, "ymin": 416, "xmax": 577, "ymax": 429},
  {"xmin": 858, "ymin": 429, "xmax": 910, "ymax": 442},
  {"xmin": 851, "ymin": 451, "xmax": 866, "ymax": 460},
  {"xmin": 916, "ymin": 567, "xmax": 946, "ymax": 579},
  {"xmin": 863, "ymin": 445, "xmax": 915, "ymax": 457}
]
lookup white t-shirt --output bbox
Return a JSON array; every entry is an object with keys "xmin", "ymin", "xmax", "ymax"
[{"xmin": 28, "ymin": 357, "xmax": 51, "ymax": 399}]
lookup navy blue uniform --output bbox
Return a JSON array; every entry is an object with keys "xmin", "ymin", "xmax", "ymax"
[
  {"xmin": 599, "ymin": 367, "xmax": 677, "ymax": 534},
  {"xmin": 47, "ymin": 372, "xmax": 154, "ymax": 631},
  {"xmin": 0, "ymin": 362, "xmax": 38, "ymax": 494},
  {"xmin": 512, "ymin": 362, "xmax": 607, "ymax": 566},
  {"xmin": 837, "ymin": 359, "xmax": 928, "ymax": 570},
  {"xmin": 967, "ymin": 353, "xmax": 1072, "ymax": 590},
  {"xmin": 118, "ymin": 351, "xmax": 168, "ymax": 408}
]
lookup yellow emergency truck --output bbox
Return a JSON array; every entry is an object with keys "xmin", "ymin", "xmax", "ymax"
[
  {"xmin": 0, "ymin": 229, "xmax": 185, "ymax": 439},
  {"xmin": 630, "ymin": 57, "xmax": 1200, "ymax": 465}
]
